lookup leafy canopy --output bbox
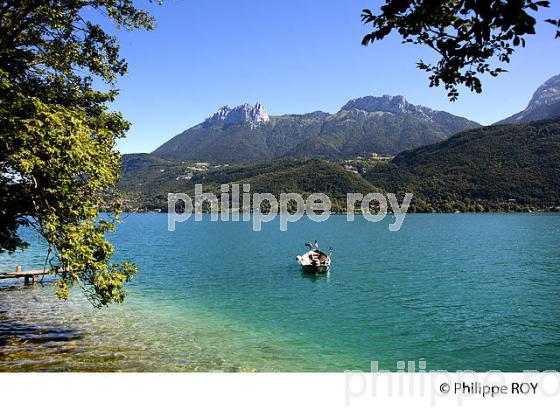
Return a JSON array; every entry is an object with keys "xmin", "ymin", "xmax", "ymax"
[
  {"xmin": 362, "ymin": 1, "xmax": 559, "ymax": 100},
  {"xmin": 0, "ymin": 0, "xmax": 156, "ymax": 307}
]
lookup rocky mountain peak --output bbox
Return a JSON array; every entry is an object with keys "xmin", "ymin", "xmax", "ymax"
[
  {"xmin": 205, "ymin": 102, "xmax": 269, "ymax": 127},
  {"xmin": 495, "ymin": 74, "xmax": 560, "ymax": 125},
  {"xmin": 340, "ymin": 95, "xmax": 446, "ymax": 124},
  {"xmin": 341, "ymin": 95, "xmax": 418, "ymax": 115},
  {"xmin": 527, "ymin": 74, "xmax": 560, "ymax": 108}
]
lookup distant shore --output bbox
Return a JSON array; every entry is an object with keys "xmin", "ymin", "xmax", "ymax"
[{"xmin": 122, "ymin": 208, "xmax": 560, "ymax": 215}]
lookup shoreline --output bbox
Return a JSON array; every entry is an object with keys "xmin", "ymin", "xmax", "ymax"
[
  {"xmin": 2, "ymin": 214, "xmax": 560, "ymax": 372},
  {"xmin": 122, "ymin": 208, "xmax": 560, "ymax": 214}
]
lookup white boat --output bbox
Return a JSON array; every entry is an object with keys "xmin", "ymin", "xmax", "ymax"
[{"xmin": 296, "ymin": 246, "xmax": 332, "ymax": 274}]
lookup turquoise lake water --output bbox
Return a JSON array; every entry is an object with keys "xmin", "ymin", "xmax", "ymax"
[{"xmin": 1, "ymin": 214, "xmax": 559, "ymax": 371}]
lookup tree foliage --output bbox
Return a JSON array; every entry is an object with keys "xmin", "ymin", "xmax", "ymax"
[
  {"xmin": 0, "ymin": 0, "xmax": 155, "ymax": 307},
  {"xmin": 362, "ymin": 1, "xmax": 558, "ymax": 100},
  {"xmin": 364, "ymin": 118, "xmax": 560, "ymax": 211},
  {"xmin": 118, "ymin": 156, "xmax": 381, "ymax": 211}
]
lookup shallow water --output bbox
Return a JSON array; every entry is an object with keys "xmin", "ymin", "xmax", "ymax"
[{"xmin": 1, "ymin": 214, "xmax": 560, "ymax": 371}]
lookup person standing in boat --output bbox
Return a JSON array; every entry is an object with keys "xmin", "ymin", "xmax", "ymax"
[{"xmin": 314, "ymin": 240, "xmax": 319, "ymax": 250}]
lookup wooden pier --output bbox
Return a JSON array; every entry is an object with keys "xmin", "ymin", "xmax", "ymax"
[{"xmin": 0, "ymin": 265, "xmax": 58, "ymax": 284}]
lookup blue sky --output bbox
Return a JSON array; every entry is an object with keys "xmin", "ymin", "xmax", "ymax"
[{"xmin": 110, "ymin": 0, "xmax": 560, "ymax": 153}]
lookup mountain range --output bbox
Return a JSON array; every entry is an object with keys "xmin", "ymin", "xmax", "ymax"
[
  {"xmin": 120, "ymin": 74, "xmax": 560, "ymax": 212},
  {"xmin": 152, "ymin": 95, "xmax": 480, "ymax": 163}
]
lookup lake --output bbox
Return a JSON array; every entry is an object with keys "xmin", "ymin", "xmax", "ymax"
[{"xmin": 1, "ymin": 213, "xmax": 559, "ymax": 371}]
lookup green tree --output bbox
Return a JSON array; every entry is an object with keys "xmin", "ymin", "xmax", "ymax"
[
  {"xmin": 0, "ymin": 0, "xmax": 156, "ymax": 307},
  {"xmin": 362, "ymin": 1, "xmax": 559, "ymax": 100}
]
